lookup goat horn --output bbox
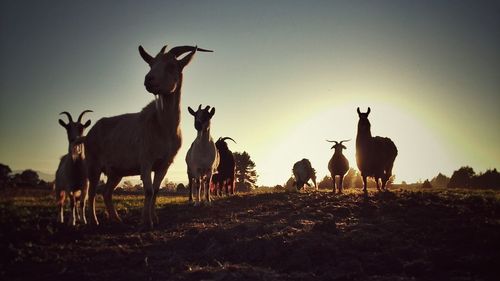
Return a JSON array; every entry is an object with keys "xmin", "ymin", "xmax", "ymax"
[
  {"xmin": 198, "ymin": 104, "xmax": 202, "ymax": 111},
  {"xmin": 169, "ymin": 46, "xmax": 213, "ymax": 58},
  {"xmin": 339, "ymin": 139, "xmax": 351, "ymax": 144},
  {"xmin": 326, "ymin": 140, "xmax": 338, "ymax": 145},
  {"xmin": 77, "ymin": 110, "xmax": 93, "ymax": 123},
  {"xmin": 160, "ymin": 45, "xmax": 167, "ymax": 54},
  {"xmin": 221, "ymin": 137, "xmax": 236, "ymax": 144},
  {"xmin": 59, "ymin": 111, "xmax": 73, "ymax": 123}
]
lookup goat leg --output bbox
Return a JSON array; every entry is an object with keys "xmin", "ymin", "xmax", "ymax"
[
  {"xmin": 103, "ymin": 175, "xmax": 122, "ymax": 223},
  {"xmin": 141, "ymin": 167, "xmax": 154, "ymax": 229},
  {"xmin": 152, "ymin": 168, "xmax": 168, "ymax": 225}
]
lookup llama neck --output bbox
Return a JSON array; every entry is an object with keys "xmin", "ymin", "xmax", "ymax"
[{"xmin": 356, "ymin": 123, "xmax": 372, "ymax": 148}]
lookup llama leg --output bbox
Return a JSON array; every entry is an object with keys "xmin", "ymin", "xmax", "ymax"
[
  {"xmin": 188, "ymin": 176, "xmax": 194, "ymax": 203},
  {"xmin": 103, "ymin": 175, "xmax": 122, "ymax": 223},
  {"xmin": 375, "ymin": 177, "xmax": 381, "ymax": 191},
  {"xmin": 196, "ymin": 177, "xmax": 202, "ymax": 205},
  {"xmin": 362, "ymin": 175, "xmax": 368, "ymax": 193}
]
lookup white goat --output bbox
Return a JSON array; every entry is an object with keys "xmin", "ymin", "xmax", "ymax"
[
  {"xmin": 54, "ymin": 110, "xmax": 92, "ymax": 225},
  {"xmin": 84, "ymin": 44, "xmax": 213, "ymax": 228},
  {"xmin": 327, "ymin": 139, "xmax": 350, "ymax": 194},
  {"xmin": 185, "ymin": 105, "xmax": 219, "ymax": 204}
]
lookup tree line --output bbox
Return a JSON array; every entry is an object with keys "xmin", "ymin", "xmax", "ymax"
[{"xmin": 0, "ymin": 151, "xmax": 259, "ymax": 191}]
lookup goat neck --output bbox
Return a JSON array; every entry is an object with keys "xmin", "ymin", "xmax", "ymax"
[{"xmin": 153, "ymin": 74, "xmax": 183, "ymax": 133}]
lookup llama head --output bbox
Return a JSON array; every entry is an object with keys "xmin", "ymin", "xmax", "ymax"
[
  {"xmin": 139, "ymin": 44, "xmax": 213, "ymax": 96},
  {"xmin": 357, "ymin": 107, "xmax": 371, "ymax": 132}
]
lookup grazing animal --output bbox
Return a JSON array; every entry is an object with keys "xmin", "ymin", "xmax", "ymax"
[
  {"xmin": 54, "ymin": 110, "xmax": 92, "ymax": 225},
  {"xmin": 356, "ymin": 107, "xmax": 398, "ymax": 193},
  {"xmin": 212, "ymin": 137, "xmax": 236, "ymax": 196},
  {"xmin": 85, "ymin": 44, "xmax": 213, "ymax": 228},
  {"xmin": 292, "ymin": 159, "xmax": 317, "ymax": 191},
  {"xmin": 327, "ymin": 139, "xmax": 350, "ymax": 194},
  {"xmin": 185, "ymin": 105, "xmax": 219, "ymax": 204}
]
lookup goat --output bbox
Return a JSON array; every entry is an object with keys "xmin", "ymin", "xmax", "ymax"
[
  {"xmin": 54, "ymin": 110, "xmax": 92, "ymax": 225},
  {"xmin": 356, "ymin": 107, "xmax": 398, "ymax": 193},
  {"xmin": 327, "ymin": 139, "xmax": 350, "ymax": 194},
  {"xmin": 292, "ymin": 159, "xmax": 317, "ymax": 191},
  {"xmin": 211, "ymin": 137, "xmax": 236, "ymax": 196},
  {"xmin": 185, "ymin": 105, "xmax": 219, "ymax": 204},
  {"xmin": 85, "ymin": 44, "xmax": 213, "ymax": 228}
]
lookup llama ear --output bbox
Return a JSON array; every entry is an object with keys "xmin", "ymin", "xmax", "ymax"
[
  {"xmin": 59, "ymin": 119, "xmax": 67, "ymax": 129},
  {"xmin": 83, "ymin": 120, "xmax": 91, "ymax": 128},
  {"xmin": 357, "ymin": 107, "xmax": 361, "ymax": 115},
  {"xmin": 139, "ymin": 45, "xmax": 153, "ymax": 65},
  {"xmin": 188, "ymin": 106, "xmax": 196, "ymax": 116},
  {"xmin": 367, "ymin": 107, "xmax": 371, "ymax": 115}
]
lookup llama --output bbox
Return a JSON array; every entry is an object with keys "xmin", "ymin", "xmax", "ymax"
[
  {"xmin": 356, "ymin": 107, "xmax": 398, "ymax": 193},
  {"xmin": 85, "ymin": 44, "xmax": 212, "ymax": 228}
]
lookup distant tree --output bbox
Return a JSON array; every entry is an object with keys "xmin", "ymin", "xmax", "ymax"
[
  {"xmin": 318, "ymin": 175, "xmax": 333, "ymax": 190},
  {"xmin": 19, "ymin": 169, "xmax": 40, "ymax": 187},
  {"xmin": 421, "ymin": 179, "xmax": 432, "ymax": 188},
  {"xmin": 431, "ymin": 173, "xmax": 450, "ymax": 188},
  {"xmin": 352, "ymin": 171, "xmax": 364, "ymax": 189},
  {"xmin": 448, "ymin": 166, "xmax": 475, "ymax": 188},
  {"xmin": 176, "ymin": 183, "xmax": 188, "ymax": 193},
  {"xmin": 343, "ymin": 168, "xmax": 357, "ymax": 189},
  {"xmin": 233, "ymin": 151, "xmax": 258, "ymax": 192},
  {"xmin": 401, "ymin": 181, "xmax": 407, "ymax": 186},
  {"xmin": 162, "ymin": 178, "xmax": 176, "ymax": 192},
  {"xmin": 472, "ymin": 169, "xmax": 500, "ymax": 189},
  {"xmin": 0, "ymin": 163, "xmax": 12, "ymax": 188},
  {"xmin": 273, "ymin": 184, "xmax": 285, "ymax": 192}
]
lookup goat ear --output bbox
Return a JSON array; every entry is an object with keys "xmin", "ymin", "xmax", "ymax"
[
  {"xmin": 58, "ymin": 119, "xmax": 67, "ymax": 128},
  {"xmin": 357, "ymin": 107, "xmax": 361, "ymax": 115},
  {"xmin": 188, "ymin": 106, "xmax": 196, "ymax": 116},
  {"xmin": 209, "ymin": 107, "xmax": 216, "ymax": 117},
  {"xmin": 342, "ymin": 145, "xmax": 347, "ymax": 150},
  {"xmin": 83, "ymin": 120, "xmax": 91, "ymax": 128},
  {"xmin": 367, "ymin": 107, "xmax": 371, "ymax": 115},
  {"xmin": 139, "ymin": 45, "xmax": 153, "ymax": 65},
  {"xmin": 178, "ymin": 50, "xmax": 196, "ymax": 69}
]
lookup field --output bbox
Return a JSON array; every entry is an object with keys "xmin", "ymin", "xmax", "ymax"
[{"xmin": 1, "ymin": 187, "xmax": 500, "ymax": 281}]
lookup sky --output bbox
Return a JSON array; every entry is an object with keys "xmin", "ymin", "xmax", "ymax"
[{"xmin": 1, "ymin": 0, "xmax": 499, "ymax": 186}]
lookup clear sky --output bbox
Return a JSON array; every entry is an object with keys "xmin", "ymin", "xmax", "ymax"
[{"xmin": 1, "ymin": 1, "xmax": 499, "ymax": 186}]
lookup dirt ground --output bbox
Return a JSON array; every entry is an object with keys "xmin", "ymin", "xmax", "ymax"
[{"xmin": 1, "ymin": 187, "xmax": 500, "ymax": 281}]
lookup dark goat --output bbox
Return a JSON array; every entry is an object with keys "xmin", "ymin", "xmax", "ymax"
[
  {"xmin": 54, "ymin": 110, "xmax": 92, "ymax": 225},
  {"xmin": 211, "ymin": 137, "xmax": 236, "ymax": 196},
  {"xmin": 356, "ymin": 107, "xmax": 398, "ymax": 193},
  {"xmin": 327, "ymin": 139, "xmax": 350, "ymax": 194}
]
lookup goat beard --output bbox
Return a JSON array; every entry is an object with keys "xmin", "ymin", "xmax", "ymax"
[{"xmin": 154, "ymin": 82, "xmax": 177, "ymax": 111}]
